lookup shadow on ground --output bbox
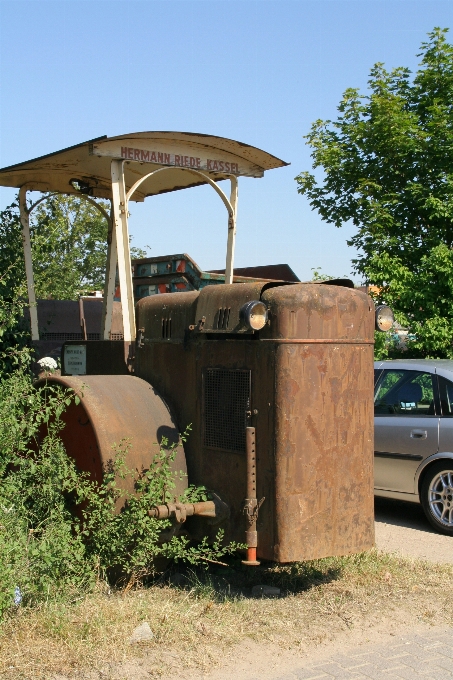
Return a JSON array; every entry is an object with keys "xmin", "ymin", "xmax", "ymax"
[
  {"xmin": 374, "ymin": 496, "xmax": 434, "ymax": 533},
  {"xmin": 159, "ymin": 554, "xmax": 344, "ymax": 601}
]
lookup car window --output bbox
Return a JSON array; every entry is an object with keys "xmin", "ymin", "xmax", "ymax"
[
  {"xmin": 438, "ymin": 376, "xmax": 453, "ymax": 416},
  {"xmin": 374, "ymin": 368, "xmax": 383, "ymax": 386},
  {"xmin": 374, "ymin": 369, "xmax": 436, "ymax": 416}
]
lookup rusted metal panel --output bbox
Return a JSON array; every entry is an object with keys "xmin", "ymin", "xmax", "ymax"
[
  {"xmin": 35, "ymin": 374, "xmax": 187, "ymax": 502},
  {"xmin": 61, "ymin": 340, "xmax": 130, "ymax": 375},
  {"xmin": 26, "ymin": 299, "xmax": 124, "ymax": 363},
  {"xmin": 50, "ymin": 280, "xmax": 375, "ymax": 562},
  {"xmin": 273, "ymin": 342, "xmax": 374, "ymax": 561},
  {"xmin": 260, "ymin": 283, "xmax": 374, "ymax": 342},
  {"xmin": 134, "ymin": 281, "xmax": 375, "ymax": 562},
  {"xmin": 137, "ymin": 290, "xmax": 199, "ymax": 341},
  {"xmin": 134, "ymin": 333, "xmax": 277, "ymax": 552},
  {"xmin": 194, "ymin": 282, "xmax": 267, "ymax": 333}
]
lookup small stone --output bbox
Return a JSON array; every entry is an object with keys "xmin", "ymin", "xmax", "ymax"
[
  {"xmin": 129, "ymin": 621, "xmax": 154, "ymax": 643},
  {"xmin": 251, "ymin": 584, "xmax": 281, "ymax": 598}
]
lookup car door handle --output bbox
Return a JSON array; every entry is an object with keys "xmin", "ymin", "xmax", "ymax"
[{"xmin": 410, "ymin": 429, "xmax": 427, "ymax": 439}]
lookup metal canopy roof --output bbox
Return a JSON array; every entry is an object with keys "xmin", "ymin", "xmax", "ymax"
[{"xmin": 0, "ymin": 131, "xmax": 289, "ymax": 202}]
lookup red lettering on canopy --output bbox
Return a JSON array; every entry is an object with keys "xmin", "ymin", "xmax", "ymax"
[
  {"xmin": 219, "ymin": 161, "xmax": 224, "ymax": 172},
  {"xmin": 134, "ymin": 149, "xmax": 140, "ymax": 160},
  {"xmin": 141, "ymin": 150, "xmax": 150, "ymax": 162},
  {"xmin": 158, "ymin": 152, "xmax": 163, "ymax": 163},
  {"xmin": 128, "ymin": 148, "xmax": 134, "ymax": 160},
  {"xmin": 184, "ymin": 155, "xmax": 189, "ymax": 166},
  {"xmin": 196, "ymin": 157, "xmax": 201, "ymax": 168},
  {"xmin": 207, "ymin": 159, "xmax": 213, "ymax": 171},
  {"xmin": 151, "ymin": 151, "xmax": 157, "ymax": 162},
  {"xmin": 164, "ymin": 153, "xmax": 171, "ymax": 164},
  {"xmin": 121, "ymin": 147, "xmax": 128, "ymax": 158},
  {"xmin": 225, "ymin": 162, "xmax": 230, "ymax": 172},
  {"xmin": 212, "ymin": 160, "xmax": 219, "ymax": 171},
  {"xmin": 174, "ymin": 155, "xmax": 181, "ymax": 166}
]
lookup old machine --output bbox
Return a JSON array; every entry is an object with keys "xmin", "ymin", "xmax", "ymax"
[{"xmin": 0, "ymin": 131, "xmax": 386, "ymax": 563}]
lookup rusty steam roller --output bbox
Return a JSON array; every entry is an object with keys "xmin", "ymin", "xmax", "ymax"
[{"xmin": 0, "ymin": 131, "xmax": 391, "ymax": 564}]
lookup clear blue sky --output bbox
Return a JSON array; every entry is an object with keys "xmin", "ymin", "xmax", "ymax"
[{"xmin": 0, "ymin": 0, "xmax": 451, "ymax": 281}]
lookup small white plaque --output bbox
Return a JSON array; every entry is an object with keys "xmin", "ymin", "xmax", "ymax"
[{"xmin": 64, "ymin": 345, "xmax": 86, "ymax": 375}]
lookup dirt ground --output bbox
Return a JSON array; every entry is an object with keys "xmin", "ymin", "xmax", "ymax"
[
  {"xmin": 374, "ymin": 496, "xmax": 453, "ymax": 563},
  {"xmin": 3, "ymin": 498, "xmax": 452, "ymax": 680},
  {"xmin": 112, "ymin": 500, "xmax": 453, "ymax": 680},
  {"xmin": 54, "ymin": 621, "xmax": 450, "ymax": 680}
]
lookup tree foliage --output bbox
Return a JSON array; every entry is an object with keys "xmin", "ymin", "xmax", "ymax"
[
  {"xmin": 0, "ymin": 192, "xmax": 149, "ymax": 302},
  {"xmin": 0, "ymin": 194, "xmax": 110, "ymax": 302},
  {"xmin": 296, "ymin": 28, "xmax": 453, "ymax": 357},
  {"xmin": 31, "ymin": 194, "xmax": 110, "ymax": 299}
]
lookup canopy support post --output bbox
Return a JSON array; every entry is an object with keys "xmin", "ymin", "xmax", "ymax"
[
  {"xmin": 225, "ymin": 176, "xmax": 238, "ymax": 285},
  {"xmin": 18, "ymin": 186, "xmax": 39, "ymax": 341},
  {"xmin": 101, "ymin": 200, "xmax": 117, "ymax": 340},
  {"xmin": 126, "ymin": 166, "xmax": 238, "ymax": 287},
  {"xmin": 111, "ymin": 160, "xmax": 135, "ymax": 342}
]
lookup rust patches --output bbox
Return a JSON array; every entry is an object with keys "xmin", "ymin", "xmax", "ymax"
[{"xmin": 54, "ymin": 280, "xmax": 375, "ymax": 563}]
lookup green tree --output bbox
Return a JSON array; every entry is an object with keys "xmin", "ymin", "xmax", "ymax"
[
  {"xmin": 296, "ymin": 28, "xmax": 453, "ymax": 358},
  {"xmin": 31, "ymin": 195, "xmax": 148, "ymax": 297},
  {"xmin": 0, "ymin": 193, "xmax": 109, "ymax": 301},
  {"xmin": 31, "ymin": 194, "xmax": 110, "ymax": 299}
]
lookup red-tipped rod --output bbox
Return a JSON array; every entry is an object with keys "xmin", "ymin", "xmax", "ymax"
[{"xmin": 242, "ymin": 426, "xmax": 264, "ymax": 566}]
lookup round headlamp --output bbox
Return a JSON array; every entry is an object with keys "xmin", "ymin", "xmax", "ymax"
[
  {"xmin": 375, "ymin": 304, "xmax": 394, "ymax": 332},
  {"xmin": 240, "ymin": 300, "xmax": 268, "ymax": 331}
]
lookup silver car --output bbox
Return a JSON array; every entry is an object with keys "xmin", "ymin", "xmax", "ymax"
[{"xmin": 374, "ymin": 359, "xmax": 453, "ymax": 535}]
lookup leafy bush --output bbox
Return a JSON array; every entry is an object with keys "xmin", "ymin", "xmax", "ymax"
[
  {"xmin": 0, "ymin": 321, "xmax": 240, "ymax": 621},
  {"xmin": 0, "ymin": 355, "xmax": 94, "ymax": 618}
]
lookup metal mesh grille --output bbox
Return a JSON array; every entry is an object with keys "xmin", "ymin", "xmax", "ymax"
[{"xmin": 203, "ymin": 368, "xmax": 251, "ymax": 452}]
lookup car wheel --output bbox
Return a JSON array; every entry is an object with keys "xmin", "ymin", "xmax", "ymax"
[{"xmin": 421, "ymin": 462, "xmax": 453, "ymax": 536}]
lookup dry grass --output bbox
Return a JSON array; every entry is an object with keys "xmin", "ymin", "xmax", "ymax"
[{"xmin": 1, "ymin": 549, "xmax": 452, "ymax": 679}]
